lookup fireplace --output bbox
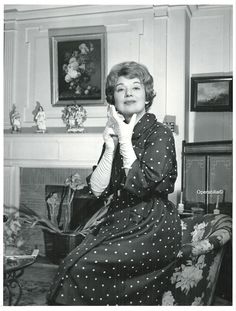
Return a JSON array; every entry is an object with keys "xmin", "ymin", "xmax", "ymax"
[
  {"xmin": 20, "ymin": 167, "xmax": 94, "ymax": 254},
  {"xmin": 4, "ymin": 129, "xmax": 103, "ymax": 254}
]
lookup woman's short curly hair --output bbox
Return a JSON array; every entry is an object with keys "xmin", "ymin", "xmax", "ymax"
[{"xmin": 105, "ymin": 61, "xmax": 156, "ymax": 111}]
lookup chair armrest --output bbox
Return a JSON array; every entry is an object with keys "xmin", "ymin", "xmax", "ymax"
[{"xmin": 180, "ymin": 214, "xmax": 232, "ymax": 258}]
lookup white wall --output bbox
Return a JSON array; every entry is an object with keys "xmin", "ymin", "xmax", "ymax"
[
  {"xmin": 4, "ymin": 5, "xmax": 233, "ymax": 204},
  {"xmin": 188, "ymin": 6, "xmax": 233, "ymax": 142},
  {"xmin": 4, "ymin": 5, "xmax": 156, "ymax": 128}
]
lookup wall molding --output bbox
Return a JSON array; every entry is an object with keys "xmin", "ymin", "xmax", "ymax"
[
  {"xmin": 5, "ymin": 4, "xmax": 232, "ymax": 23},
  {"xmin": 4, "ymin": 133, "xmax": 103, "ymax": 166},
  {"xmin": 153, "ymin": 5, "xmax": 169, "ymax": 19},
  {"xmin": 191, "ymin": 5, "xmax": 232, "ymax": 17},
  {"xmin": 4, "ymin": 133, "xmax": 103, "ymax": 205},
  {"xmin": 4, "ymin": 29, "xmax": 17, "ymax": 127},
  {"xmin": 4, "ymin": 166, "xmax": 20, "ymax": 207},
  {"xmin": 4, "ymin": 5, "xmax": 152, "ymax": 22}
]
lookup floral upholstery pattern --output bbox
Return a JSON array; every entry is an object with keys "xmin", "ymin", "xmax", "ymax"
[{"xmin": 162, "ymin": 214, "xmax": 232, "ymax": 306}]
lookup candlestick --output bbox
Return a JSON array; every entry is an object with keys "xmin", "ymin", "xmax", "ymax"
[
  {"xmin": 216, "ymin": 194, "xmax": 219, "ymax": 208},
  {"xmin": 214, "ymin": 194, "xmax": 220, "ymax": 214},
  {"xmin": 222, "ymin": 190, "xmax": 225, "ymax": 203}
]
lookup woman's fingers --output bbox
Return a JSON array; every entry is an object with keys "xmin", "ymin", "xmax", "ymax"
[
  {"xmin": 107, "ymin": 105, "xmax": 118, "ymax": 128},
  {"xmin": 110, "ymin": 105, "xmax": 119, "ymax": 122},
  {"xmin": 107, "ymin": 104, "xmax": 111, "ymax": 118},
  {"xmin": 110, "ymin": 105, "xmax": 124, "ymax": 123},
  {"xmin": 129, "ymin": 113, "xmax": 137, "ymax": 128},
  {"xmin": 106, "ymin": 126, "xmax": 116, "ymax": 136}
]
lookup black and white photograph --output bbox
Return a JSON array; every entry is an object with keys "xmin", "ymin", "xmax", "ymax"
[{"xmin": 2, "ymin": 1, "xmax": 234, "ymax": 308}]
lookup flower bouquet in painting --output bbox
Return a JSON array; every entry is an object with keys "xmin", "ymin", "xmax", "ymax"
[
  {"xmin": 61, "ymin": 42, "xmax": 101, "ymax": 99},
  {"xmin": 61, "ymin": 104, "xmax": 87, "ymax": 133},
  {"xmin": 20, "ymin": 173, "xmax": 108, "ymax": 263}
]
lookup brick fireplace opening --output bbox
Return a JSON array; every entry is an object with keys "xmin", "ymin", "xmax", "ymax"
[{"xmin": 19, "ymin": 167, "xmax": 93, "ymax": 255}]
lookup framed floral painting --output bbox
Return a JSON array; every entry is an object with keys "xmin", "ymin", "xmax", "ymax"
[{"xmin": 49, "ymin": 26, "xmax": 106, "ymax": 106}]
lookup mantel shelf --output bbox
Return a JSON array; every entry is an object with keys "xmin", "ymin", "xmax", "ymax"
[
  {"xmin": 4, "ymin": 126, "xmax": 104, "ymax": 168},
  {"xmin": 4, "ymin": 126, "xmax": 103, "ymax": 137}
]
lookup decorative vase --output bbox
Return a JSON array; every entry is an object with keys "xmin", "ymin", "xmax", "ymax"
[
  {"xmin": 43, "ymin": 230, "xmax": 84, "ymax": 264},
  {"xmin": 67, "ymin": 126, "xmax": 85, "ymax": 133},
  {"xmin": 61, "ymin": 104, "xmax": 87, "ymax": 133}
]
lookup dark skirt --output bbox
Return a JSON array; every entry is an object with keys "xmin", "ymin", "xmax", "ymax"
[{"xmin": 47, "ymin": 197, "xmax": 181, "ymax": 305}]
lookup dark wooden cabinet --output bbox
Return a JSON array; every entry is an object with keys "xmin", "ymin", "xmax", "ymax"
[{"xmin": 181, "ymin": 140, "xmax": 232, "ymax": 215}]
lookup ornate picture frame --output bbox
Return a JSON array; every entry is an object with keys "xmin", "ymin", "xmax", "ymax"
[
  {"xmin": 191, "ymin": 76, "xmax": 233, "ymax": 112},
  {"xmin": 49, "ymin": 26, "xmax": 106, "ymax": 106}
]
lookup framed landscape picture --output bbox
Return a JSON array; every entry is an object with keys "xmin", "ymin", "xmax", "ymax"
[
  {"xmin": 191, "ymin": 76, "xmax": 232, "ymax": 112},
  {"xmin": 49, "ymin": 26, "xmax": 106, "ymax": 106}
]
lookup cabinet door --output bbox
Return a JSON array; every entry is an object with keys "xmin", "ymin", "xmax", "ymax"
[
  {"xmin": 208, "ymin": 155, "xmax": 232, "ymax": 203},
  {"xmin": 184, "ymin": 155, "xmax": 206, "ymax": 203}
]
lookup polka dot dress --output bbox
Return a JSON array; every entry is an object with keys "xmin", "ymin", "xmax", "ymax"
[{"xmin": 47, "ymin": 113, "xmax": 181, "ymax": 305}]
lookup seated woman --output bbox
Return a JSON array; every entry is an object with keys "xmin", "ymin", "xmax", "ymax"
[{"xmin": 47, "ymin": 61, "xmax": 181, "ymax": 305}]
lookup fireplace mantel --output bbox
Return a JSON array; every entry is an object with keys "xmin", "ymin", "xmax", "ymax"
[
  {"xmin": 4, "ymin": 127, "xmax": 104, "ymax": 167},
  {"xmin": 4, "ymin": 127, "xmax": 104, "ymax": 207}
]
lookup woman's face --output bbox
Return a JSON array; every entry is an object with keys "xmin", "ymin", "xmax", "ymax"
[{"xmin": 113, "ymin": 76, "xmax": 146, "ymax": 119}]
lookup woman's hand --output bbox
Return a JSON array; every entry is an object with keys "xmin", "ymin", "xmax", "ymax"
[
  {"xmin": 103, "ymin": 110, "xmax": 118, "ymax": 153},
  {"xmin": 91, "ymin": 115, "xmax": 117, "ymax": 197},
  {"xmin": 109, "ymin": 105, "xmax": 137, "ymax": 143},
  {"xmin": 109, "ymin": 105, "xmax": 137, "ymax": 171}
]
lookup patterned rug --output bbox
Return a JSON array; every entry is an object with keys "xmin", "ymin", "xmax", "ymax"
[{"xmin": 4, "ymin": 280, "xmax": 50, "ymax": 306}]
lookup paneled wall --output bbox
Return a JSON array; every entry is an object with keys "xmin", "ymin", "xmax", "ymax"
[
  {"xmin": 4, "ymin": 5, "xmax": 233, "ymax": 204},
  {"xmin": 189, "ymin": 6, "xmax": 233, "ymax": 142},
  {"xmin": 4, "ymin": 6, "xmax": 156, "ymax": 128}
]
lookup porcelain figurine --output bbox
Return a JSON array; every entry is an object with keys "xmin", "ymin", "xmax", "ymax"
[
  {"xmin": 10, "ymin": 106, "xmax": 21, "ymax": 133},
  {"xmin": 61, "ymin": 104, "xmax": 87, "ymax": 133},
  {"xmin": 35, "ymin": 105, "xmax": 46, "ymax": 133}
]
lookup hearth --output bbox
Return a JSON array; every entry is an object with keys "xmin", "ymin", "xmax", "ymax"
[{"xmin": 19, "ymin": 167, "xmax": 92, "ymax": 255}]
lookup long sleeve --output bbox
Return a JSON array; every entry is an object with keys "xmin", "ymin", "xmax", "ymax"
[
  {"xmin": 86, "ymin": 144, "xmax": 114, "ymax": 199},
  {"xmin": 90, "ymin": 148, "xmax": 115, "ymax": 197},
  {"xmin": 123, "ymin": 125, "xmax": 177, "ymax": 198}
]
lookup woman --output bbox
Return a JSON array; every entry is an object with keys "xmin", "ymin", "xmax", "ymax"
[{"xmin": 47, "ymin": 61, "xmax": 181, "ymax": 305}]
